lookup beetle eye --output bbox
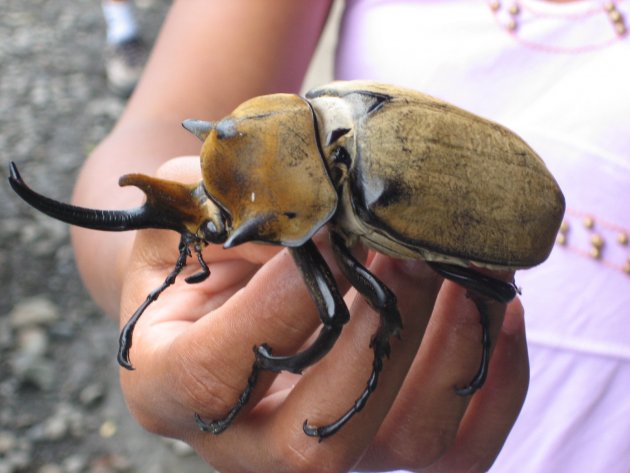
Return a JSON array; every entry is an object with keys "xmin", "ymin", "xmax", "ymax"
[
  {"xmin": 201, "ymin": 219, "xmax": 227, "ymax": 244},
  {"xmin": 331, "ymin": 146, "xmax": 351, "ymax": 167}
]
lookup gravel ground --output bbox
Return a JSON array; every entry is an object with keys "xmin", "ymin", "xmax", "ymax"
[
  {"xmin": 0, "ymin": 1, "xmax": 338, "ymax": 472},
  {"xmin": 1, "ymin": 1, "xmax": 210, "ymax": 471}
]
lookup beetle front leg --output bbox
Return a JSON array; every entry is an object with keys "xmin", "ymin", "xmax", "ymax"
[
  {"xmin": 184, "ymin": 240, "xmax": 211, "ymax": 284},
  {"xmin": 256, "ymin": 238, "xmax": 351, "ymax": 373},
  {"xmin": 195, "ymin": 239, "xmax": 350, "ymax": 435},
  {"xmin": 118, "ymin": 233, "xmax": 205, "ymax": 369},
  {"xmin": 428, "ymin": 262, "xmax": 518, "ymax": 395},
  {"xmin": 301, "ymin": 231, "xmax": 403, "ymax": 440}
]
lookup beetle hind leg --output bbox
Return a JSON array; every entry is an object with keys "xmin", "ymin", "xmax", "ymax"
[
  {"xmin": 428, "ymin": 262, "xmax": 518, "ymax": 396},
  {"xmin": 302, "ymin": 232, "xmax": 402, "ymax": 440},
  {"xmin": 452, "ymin": 294, "xmax": 490, "ymax": 396}
]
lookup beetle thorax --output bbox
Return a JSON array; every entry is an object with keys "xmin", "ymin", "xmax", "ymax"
[{"xmin": 198, "ymin": 94, "xmax": 338, "ymax": 248}]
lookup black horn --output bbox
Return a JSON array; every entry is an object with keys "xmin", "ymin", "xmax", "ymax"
[{"xmin": 8, "ymin": 162, "xmax": 186, "ymax": 233}]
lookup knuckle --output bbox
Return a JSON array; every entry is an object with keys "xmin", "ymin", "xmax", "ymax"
[
  {"xmin": 273, "ymin": 445, "xmax": 318, "ymax": 473},
  {"xmin": 171, "ymin": 348, "xmax": 241, "ymax": 418},
  {"xmin": 270, "ymin": 432, "xmax": 356, "ymax": 473}
]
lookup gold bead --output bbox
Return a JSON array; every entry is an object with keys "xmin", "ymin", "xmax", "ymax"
[
  {"xmin": 609, "ymin": 9, "xmax": 622, "ymax": 22},
  {"xmin": 618, "ymin": 232, "xmax": 629, "ymax": 245},
  {"xmin": 583, "ymin": 216, "xmax": 595, "ymax": 229},
  {"xmin": 506, "ymin": 18, "xmax": 518, "ymax": 31},
  {"xmin": 614, "ymin": 21, "xmax": 627, "ymax": 36},
  {"xmin": 590, "ymin": 247, "xmax": 602, "ymax": 259},
  {"xmin": 508, "ymin": 3, "xmax": 520, "ymax": 15},
  {"xmin": 489, "ymin": 0, "xmax": 501, "ymax": 12},
  {"xmin": 604, "ymin": 1, "xmax": 616, "ymax": 12},
  {"xmin": 560, "ymin": 220, "xmax": 570, "ymax": 234},
  {"xmin": 623, "ymin": 261, "xmax": 630, "ymax": 275},
  {"xmin": 591, "ymin": 234, "xmax": 605, "ymax": 249},
  {"xmin": 556, "ymin": 233, "xmax": 567, "ymax": 246}
]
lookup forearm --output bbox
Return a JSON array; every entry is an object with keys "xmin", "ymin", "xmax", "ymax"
[{"xmin": 71, "ymin": 0, "xmax": 333, "ymax": 318}]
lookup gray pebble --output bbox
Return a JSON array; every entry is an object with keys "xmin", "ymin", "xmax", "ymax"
[
  {"xmin": 0, "ymin": 461, "xmax": 14, "ymax": 473},
  {"xmin": 0, "ymin": 431, "xmax": 17, "ymax": 455},
  {"xmin": 11, "ymin": 353, "xmax": 57, "ymax": 391},
  {"xmin": 17, "ymin": 326, "xmax": 49, "ymax": 357},
  {"xmin": 79, "ymin": 382, "xmax": 106, "ymax": 407},
  {"xmin": 62, "ymin": 454, "xmax": 88, "ymax": 473},
  {"xmin": 9, "ymin": 297, "xmax": 60, "ymax": 329},
  {"xmin": 3, "ymin": 450, "xmax": 31, "ymax": 472},
  {"xmin": 42, "ymin": 415, "xmax": 70, "ymax": 441},
  {"xmin": 38, "ymin": 464, "xmax": 64, "ymax": 473}
]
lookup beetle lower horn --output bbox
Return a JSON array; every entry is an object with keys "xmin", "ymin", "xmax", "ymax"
[{"xmin": 8, "ymin": 162, "xmax": 187, "ymax": 233}]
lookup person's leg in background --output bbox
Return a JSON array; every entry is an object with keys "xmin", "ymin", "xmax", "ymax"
[{"xmin": 102, "ymin": 0, "xmax": 148, "ymax": 97}]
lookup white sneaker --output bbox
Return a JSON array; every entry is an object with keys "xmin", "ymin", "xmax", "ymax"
[{"xmin": 105, "ymin": 37, "xmax": 148, "ymax": 97}]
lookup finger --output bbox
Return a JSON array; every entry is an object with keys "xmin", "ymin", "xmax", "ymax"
[
  {"xmin": 154, "ymin": 155, "xmax": 201, "ymax": 182},
  {"xmin": 124, "ymin": 239, "xmax": 351, "ymax": 434},
  {"xmin": 359, "ymin": 280, "xmax": 509, "ymax": 470},
  {"xmin": 232, "ymin": 256, "xmax": 442, "ymax": 473},
  {"xmin": 424, "ymin": 299, "xmax": 528, "ymax": 473}
]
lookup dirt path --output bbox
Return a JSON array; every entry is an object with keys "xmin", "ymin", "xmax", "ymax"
[{"xmin": 0, "ymin": 1, "xmax": 210, "ymax": 471}]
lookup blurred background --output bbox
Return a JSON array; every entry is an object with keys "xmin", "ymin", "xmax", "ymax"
[{"xmin": 0, "ymin": 1, "xmax": 339, "ymax": 471}]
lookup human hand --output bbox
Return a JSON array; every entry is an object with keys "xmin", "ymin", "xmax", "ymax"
[{"xmin": 118, "ymin": 157, "xmax": 528, "ymax": 473}]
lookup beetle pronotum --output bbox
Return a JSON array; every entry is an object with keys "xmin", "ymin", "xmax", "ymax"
[{"xmin": 9, "ymin": 81, "xmax": 565, "ymax": 440}]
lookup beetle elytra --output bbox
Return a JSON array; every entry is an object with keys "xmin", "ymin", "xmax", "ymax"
[{"xmin": 8, "ymin": 81, "xmax": 565, "ymax": 440}]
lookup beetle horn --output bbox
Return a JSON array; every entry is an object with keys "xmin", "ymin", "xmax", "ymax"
[
  {"xmin": 182, "ymin": 119, "xmax": 214, "ymax": 142},
  {"xmin": 8, "ymin": 162, "xmax": 187, "ymax": 233}
]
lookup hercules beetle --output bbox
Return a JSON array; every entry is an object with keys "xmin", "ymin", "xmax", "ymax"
[{"xmin": 8, "ymin": 81, "xmax": 565, "ymax": 440}]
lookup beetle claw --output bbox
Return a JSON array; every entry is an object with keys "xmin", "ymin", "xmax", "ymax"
[
  {"xmin": 454, "ymin": 292, "xmax": 491, "ymax": 396},
  {"xmin": 194, "ymin": 358, "xmax": 261, "ymax": 435},
  {"xmin": 303, "ymin": 419, "xmax": 329, "ymax": 442}
]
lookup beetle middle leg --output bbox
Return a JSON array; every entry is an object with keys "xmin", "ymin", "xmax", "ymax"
[
  {"xmin": 195, "ymin": 238, "xmax": 350, "ymax": 435},
  {"xmin": 428, "ymin": 262, "xmax": 518, "ymax": 396},
  {"xmin": 301, "ymin": 231, "xmax": 403, "ymax": 440}
]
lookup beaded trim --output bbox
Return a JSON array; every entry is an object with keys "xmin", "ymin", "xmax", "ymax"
[
  {"xmin": 488, "ymin": 0, "xmax": 628, "ymax": 53},
  {"xmin": 556, "ymin": 208, "xmax": 630, "ymax": 275}
]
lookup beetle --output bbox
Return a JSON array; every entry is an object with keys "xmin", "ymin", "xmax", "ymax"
[{"xmin": 8, "ymin": 81, "xmax": 565, "ymax": 440}]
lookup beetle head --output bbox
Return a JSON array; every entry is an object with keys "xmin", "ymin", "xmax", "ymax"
[{"xmin": 183, "ymin": 94, "xmax": 338, "ymax": 248}]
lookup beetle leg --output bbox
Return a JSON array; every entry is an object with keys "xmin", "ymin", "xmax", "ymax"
[
  {"xmin": 118, "ymin": 233, "xmax": 201, "ymax": 370},
  {"xmin": 195, "ymin": 238, "xmax": 350, "ymax": 435},
  {"xmin": 301, "ymin": 231, "xmax": 403, "ymax": 440},
  {"xmin": 427, "ymin": 262, "xmax": 518, "ymax": 396},
  {"xmin": 184, "ymin": 241, "xmax": 211, "ymax": 284},
  {"xmin": 329, "ymin": 231, "xmax": 403, "ymax": 336},
  {"xmin": 428, "ymin": 262, "xmax": 518, "ymax": 303},
  {"xmin": 453, "ymin": 294, "xmax": 490, "ymax": 396}
]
